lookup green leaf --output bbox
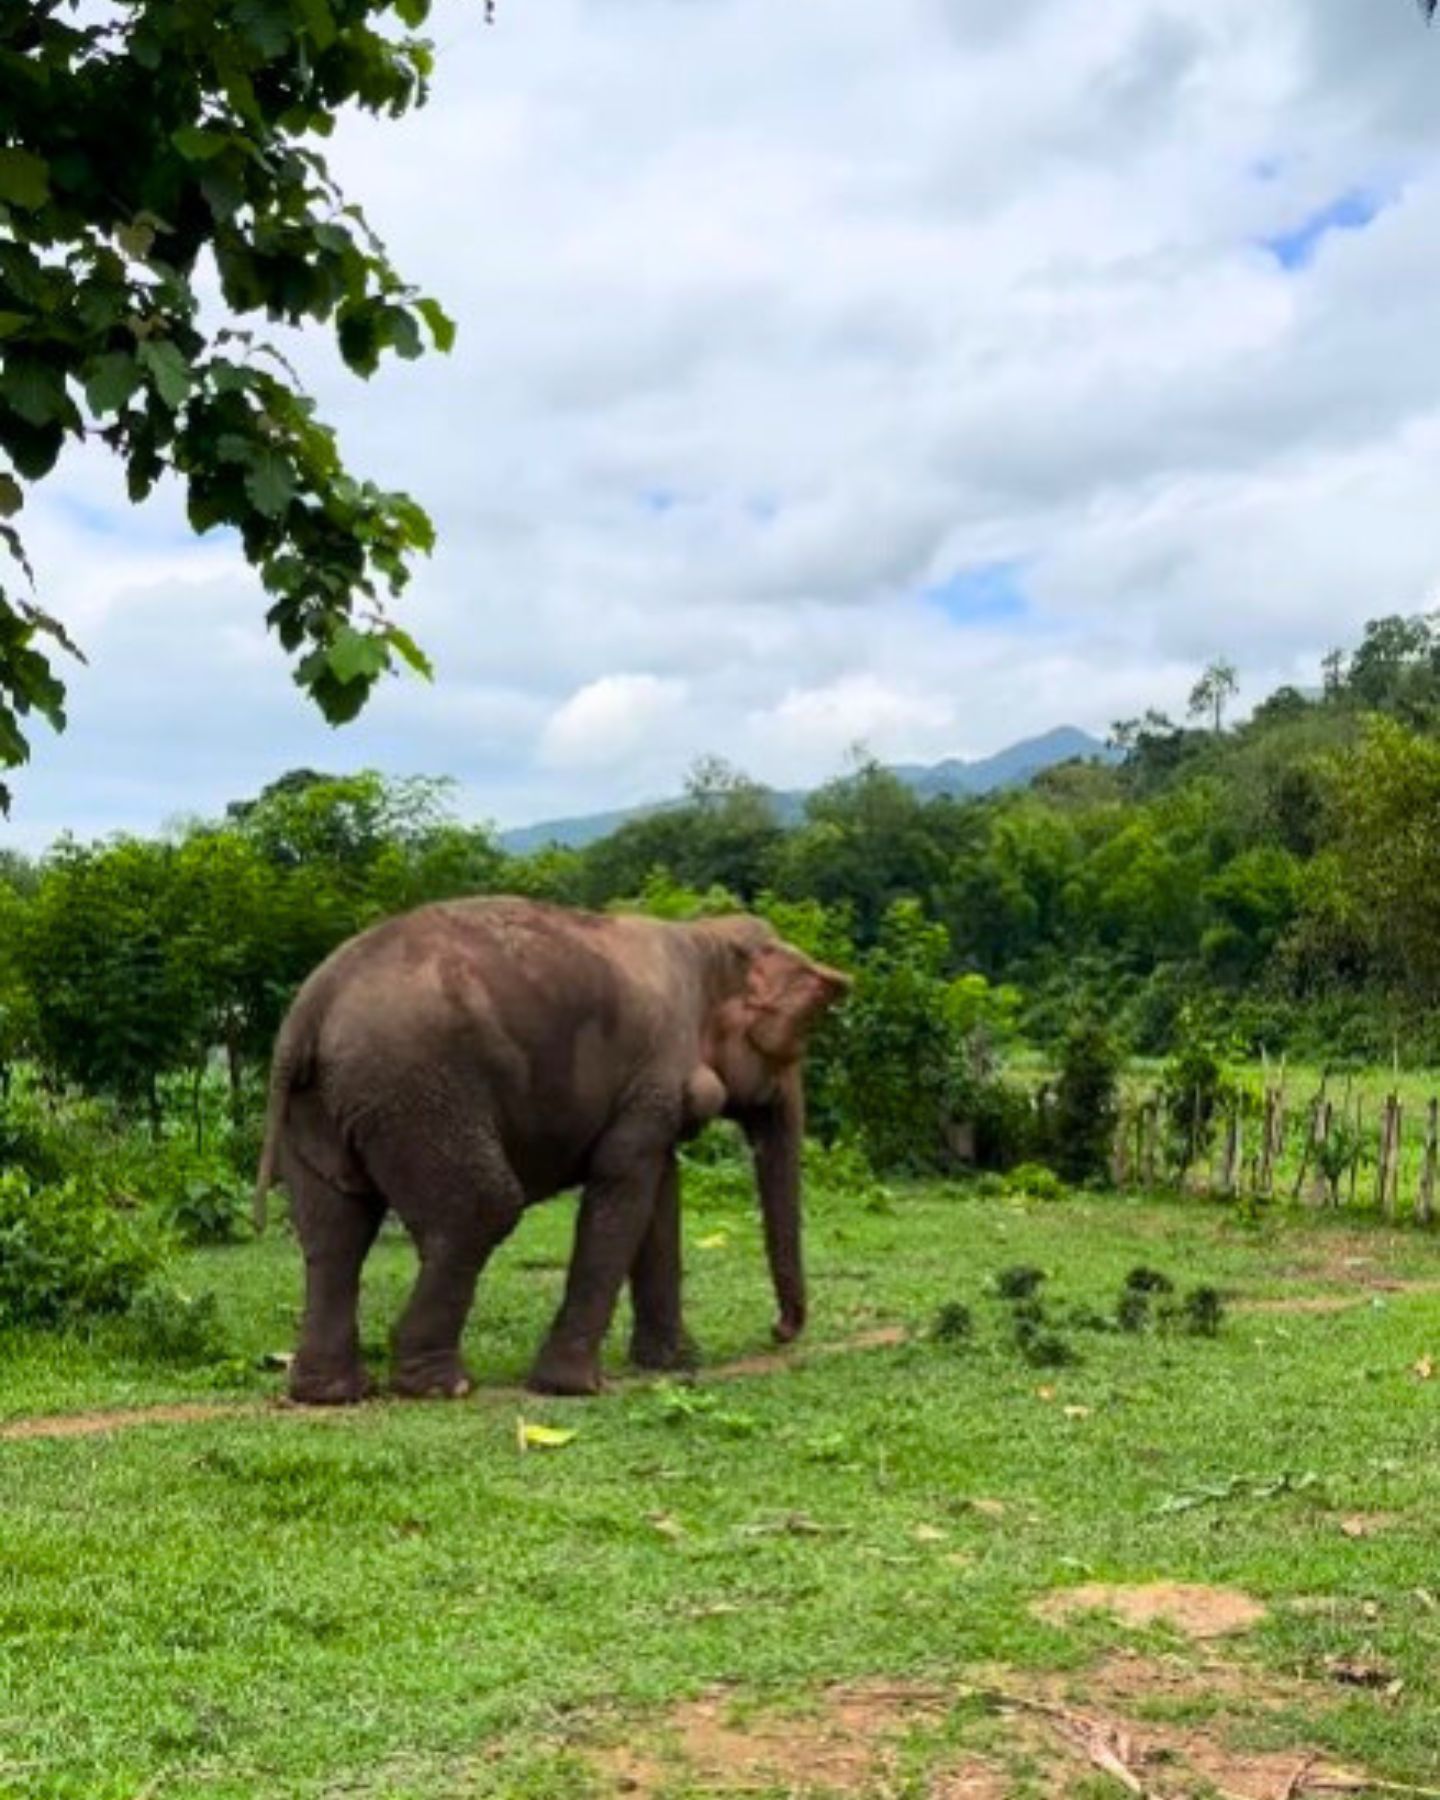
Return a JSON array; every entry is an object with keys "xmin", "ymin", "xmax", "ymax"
[
  {"xmin": 326, "ymin": 626, "xmax": 389, "ymax": 686},
  {"xmin": 84, "ymin": 353, "xmax": 142, "ymax": 418},
  {"xmin": 384, "ymin": 625, "xmax": 433, "ymax": 680},
  {"xmin": 234, "ymin": 0, "xmax": 293, "ymax": 58},
  {"xmin": 0, "ymin": 363, "xmax": 69, "ymax": 430},
  {"xmin": 415, "ymin": 297, "xmax": 456, "ymax": 354},
  {"xmin": 294, "ymin": 0, "xmax": 338, "ymax": 49},
  {"xmin": 244, "ymin": 448, "xmax": 295, "ymax": 519},
  {"xmin": 0, "ymin": 150, "xmax": 50, "ymax": 210},
  {"xmin": 115, "ymin": 221, "xmax": 156, "ymax": 261},
  {"xmin": 0, "ymin": 313, "xmax": 30, "ymax": 342},
  {"xmin": 137, "ymin": 340, "xmax": 193, "ymax": 411},
  {"xmin": 0, "ymin": 476, "xmax": 21, "ymax": 521},
  {"xmin": 171, "ymin": 127, "xmax": 231, "ymax": 163}
]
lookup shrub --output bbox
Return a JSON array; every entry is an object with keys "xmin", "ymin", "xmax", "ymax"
[
  {"xmin": 162, "ymin": 1173, "xmax": 250, "ymax": 1246},
  {"xmin": 0, "ymin": 1092, "xmax": 67, "ymax": 1184},
  {"xmin": 1002, "ymin": 1162, "xmax": 1068, "ymax": 1203},
  {"xmin": 0, "ymin": 1170, "xmax": 160, "ymax": 1327},
  {"xmin": 1161, "ymin": 1019, "xmax": 1238, "ymax": 1172},
  {"xmin": 969, "ymin": 1079, "xmax": 1037, "ymax": 1170},
  {"xmin": 1046, "ymin": 1014, "xmax": 1122, "ymax": 1184},
  {"xmin": 932, "ymin": 1301, "xmax": 974, "ymax": 1343},
  {"xmin": 124, "ymin": 1285, "xmax": 234, "ymax": 1365}
]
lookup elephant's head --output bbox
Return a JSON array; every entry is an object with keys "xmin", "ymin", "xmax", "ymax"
[{"xmin": 688, "ymin": 917, "xmax": 851, "ymax": 1342}]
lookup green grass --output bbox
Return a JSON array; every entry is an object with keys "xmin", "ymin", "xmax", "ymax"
[{"xmin": 1, "ymin": 1180, "xmax": 1437, "ymax": 1798}]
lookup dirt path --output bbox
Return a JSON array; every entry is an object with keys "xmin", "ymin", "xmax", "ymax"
[{"xmin": 0, "ymin": 1326, "xmax": 911, "ymax": 1444}]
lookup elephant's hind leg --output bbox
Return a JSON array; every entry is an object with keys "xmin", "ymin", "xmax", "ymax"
[
  {"xmin": 288, "ymin": 1162, "xmax": 387, "ymax": 1406},
  {"xmin": 369, "ymin": 1131, "xmax": 525, "ymax": 1400}
]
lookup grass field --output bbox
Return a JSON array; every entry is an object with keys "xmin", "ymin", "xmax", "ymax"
[{"xmin": 1, "ymin": 1177, "xmax": 1437, "ymax": 1799}]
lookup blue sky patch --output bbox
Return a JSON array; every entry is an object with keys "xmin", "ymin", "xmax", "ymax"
[
  {"xmin": 1262, "ymin": 187, "xmax": 1386, "ymax": 271},
  {"xmin": 922, "ymin": 561, "xmax": 1028, "ymax": 626}
]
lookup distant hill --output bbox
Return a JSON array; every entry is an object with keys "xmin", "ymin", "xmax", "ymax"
[{"xmin": 499, "ymin": 726, "xmax": 1115, "ymax": 853}]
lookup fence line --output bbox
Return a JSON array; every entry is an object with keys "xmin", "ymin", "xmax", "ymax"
[{"xmin": 1107, "ymin": 1078, "xmax": 1440, "ymax": 1227}]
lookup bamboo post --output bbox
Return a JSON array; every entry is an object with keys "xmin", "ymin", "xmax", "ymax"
[
  {"xmin": 1375, "ymin": 1093, "xmax": 1401, "ymax": 1218},
  {"xmin": 1256, "ymin": 1091, "xmax": 1270, "ymax": 1196},
  {"xmin": 1221, "ymin": 1105, "xmax": 1242, "ymax": 1198},
  {"xmin": 1292, "ymin": 1095, "xmax": 1320, "ymax": 1203},
  {"xmin": 1142, "ymin": 1097, "xmax": 1159, "ymax": 1190},
  {"xmin": 1349, "ymin": 1095, "xmax": 1364, "ymax": 1208},
  {"xmin": 1417, "ymin": 1098, "xmax": 1437, "ymax": 1227}
]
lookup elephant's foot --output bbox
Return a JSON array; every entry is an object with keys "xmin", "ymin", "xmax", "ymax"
[
  {"xmin": 628, "ymin": 1326, "xmax": 701, "ymax": 1373},
  {"xmin": 528, "ymin": 1340, "xmax": 603, "ymax": 1396},
  {"xmin": 390, "ymin": 1352, "xmax": 474, "ymax": 1401},
  {"xmin": 288, "ymin": 1358, "xmax": 372, "ymax": 1406}
]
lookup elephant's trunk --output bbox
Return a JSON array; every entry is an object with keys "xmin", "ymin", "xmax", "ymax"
[{"xmin": 746, "ymin": 1071, "xmax": 807, "ymax": 1342}]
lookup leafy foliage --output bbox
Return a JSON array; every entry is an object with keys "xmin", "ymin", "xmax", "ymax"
[
  {"xmin": 0, "ymin": 1168, "xmax": 158, "ymax": 1326},
  {"xmin": 0, "ymin": 0, "xmax": 460, "ymax": 807},
  {"xmin": 1045, "ymin": 1014, "xmax": 1122, "ymax": 1184}
]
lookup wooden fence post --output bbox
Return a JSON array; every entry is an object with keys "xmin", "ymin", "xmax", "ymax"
[
  {"xmin": 1375, "ymin": 1093, "xmax": 1402, "ymax": 1219},
  {"xmin": 1221, "ymin": 1105, "xmax": 1241, "ymax": 1198},
  {"xmin": 1417, "ymin": 1098, "xmax": 1437, "ymax": 1227}
]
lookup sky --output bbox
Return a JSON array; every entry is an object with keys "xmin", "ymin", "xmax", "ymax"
[{"xmin": 8, "ymin": 0, "xmax": 1440, "ymax": 849}]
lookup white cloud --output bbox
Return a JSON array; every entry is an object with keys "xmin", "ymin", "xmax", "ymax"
[
  {"xmin": 539, "ymin": 673, "xmax": 688, "ymax": 769},
  {"xmin": 9, "ymin": 0, "xmax": 1440, "ymax": 848}
]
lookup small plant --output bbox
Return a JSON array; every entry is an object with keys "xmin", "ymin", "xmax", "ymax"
[
  {"xmin": 993, "ymin": 1265, "xmax": 1047, "ymax": 1301},
  {"xmin": 163, "ymin": 1176, "xmax": 250, "ymax": 1247},
  {"xmin": 125, "ymin": 1286, "xmax": 234, "ymax": 1365},
  {"xmin": 1002, "ymin": 1162, "xmax": 1068, "ymax": 1203},
  {"xmin": 932, "ymin": 1301, "xmax": 974, "ymax": 1343},
  {"xmin": 1116, "ymin": 1290, "xmax": 1152, "ymax": 1333},
  {"xmin": 1179, "ymin": 1285, "xmax": 1225, "ymax": 1338},
  {"xmin": 1124, "ymin": 1266, "xmax": 1175, "ymax": 1295},
  {"xmin": 1013, "ymin": 1318, "xmax": 1080, "ymax": 1368}
]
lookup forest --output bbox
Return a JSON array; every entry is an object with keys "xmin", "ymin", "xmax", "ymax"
[{"xmin": 2, "ymin": 608, "xmax": 1439, "ymax": 1294}]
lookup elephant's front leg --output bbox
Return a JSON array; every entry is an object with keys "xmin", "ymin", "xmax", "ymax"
[
  {"xmin": 628, "ymin": 1150, "xmax": 700, "ymax": 1373},
  {"xmin": 529, "ymin": 1149, "xmax": 667, "ymax": 1396}
]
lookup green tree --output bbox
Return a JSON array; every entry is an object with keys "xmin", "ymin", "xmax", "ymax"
[
  {"xmin": 1188, "ymin": 659, "xmax": 1239, "ymax": 735},
  {"xmin": 0, "ymin": 0, "xmax": 465, "ymax": 809},
  {"xmin": 19, "ymin": 839, "xmax": 205, "ymax": 1129},
  {"xmin": 1320, "ymin": 718, "xmax": 1440, "ymax": 1003}
]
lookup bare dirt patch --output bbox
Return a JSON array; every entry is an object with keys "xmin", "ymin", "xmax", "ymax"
[
  {"xmin": 0, "ymin": 1329, "xmax": 913, "ymax": 1444},
  {"xmin": 1035, "ymin": 1581, "xmax": 1269, "ymax": 1640},
  {"xmin": 702, "ymin": 1325, "xmax": 908, "ymax": 1382},
  {"xmin": 0, "ymin": 1401, "xmax": 267, "ymax": 1442},
  {"xmin": 591, "ymin": 1680, "xmax": 949, "ymax": 1797},
  {"xmin": 586, "ymin": 1655, "xmax": 1373, "ymax": 1798}
]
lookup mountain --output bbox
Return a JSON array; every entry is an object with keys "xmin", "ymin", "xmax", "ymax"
[{"xmin": 498, "ymin": 726, "xmax": 1115, "ymax": 854}]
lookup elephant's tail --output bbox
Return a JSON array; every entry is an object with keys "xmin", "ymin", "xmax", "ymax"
[{"xmin": 252, "ymin": 1012, "xmax": 314, "ymax": 1234}]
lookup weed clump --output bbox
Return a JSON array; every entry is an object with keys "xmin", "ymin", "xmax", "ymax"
[
  {"xmin": 993, "ymin": 1265, "xmax": 1047, "ymax": 1301},
  {"xmin": 932, "ymin": 1302, "xmax": 974, "ymax": 1344}
]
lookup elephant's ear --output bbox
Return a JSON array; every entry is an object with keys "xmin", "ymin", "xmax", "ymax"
[{"xmin": 744, "ymin": 946, "xmax": 852, "ymax": 1061}]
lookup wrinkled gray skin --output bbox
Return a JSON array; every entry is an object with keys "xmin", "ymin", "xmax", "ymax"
[{"xmin": 254, "ymin": 897, "xmax": 849, "ymax": 1403}]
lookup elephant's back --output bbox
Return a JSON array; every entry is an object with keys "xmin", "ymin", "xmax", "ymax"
[{"xmin": 298, "ymin": 898, "xmax": 678, "ymax": 1158}]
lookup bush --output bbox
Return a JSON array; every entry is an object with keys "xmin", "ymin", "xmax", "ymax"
[
  {"xmin": 0, "ymin": 1170, "xmax": 160, "ymax": 1327},
  {"xmin": 0, "ymin": 1091, "xmax": 68, "ymax": 1184},
  {"xmin": 124, "ymin": 1285, "xmax": 235, "ymax": 1365},
  {"xmin": 1046, "ymin": 1014, "xmax": 1122, "ymax": 1184},
  {"xmin": 161, "ymin": 1173, "xmax": 250, "ymax": 1246},
  {"xmin": 1160, "ymin": 1018, "xmax": 1238, "ymax": 1172},
  {"xmin": 969, "ymin": 1079, "xmax": 1036, "ymax": 1170},
  {"xmin": 79, "ymin": 1138, "xmax": 252, "ymax": 1245},
  {"xmin": 1002, "ymin": 1162, "xmax": 1068, "ymax": 1202}
]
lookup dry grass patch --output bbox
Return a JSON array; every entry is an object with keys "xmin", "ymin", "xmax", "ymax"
[{"xmin": 1034, "ymin": 1581, "xmax": 1269, "ymax": 1641}]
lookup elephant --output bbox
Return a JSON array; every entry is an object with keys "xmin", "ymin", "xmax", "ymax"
[{"xmin": 253, "ymin": 896, "xmax": 850, "ymax": 1403}]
